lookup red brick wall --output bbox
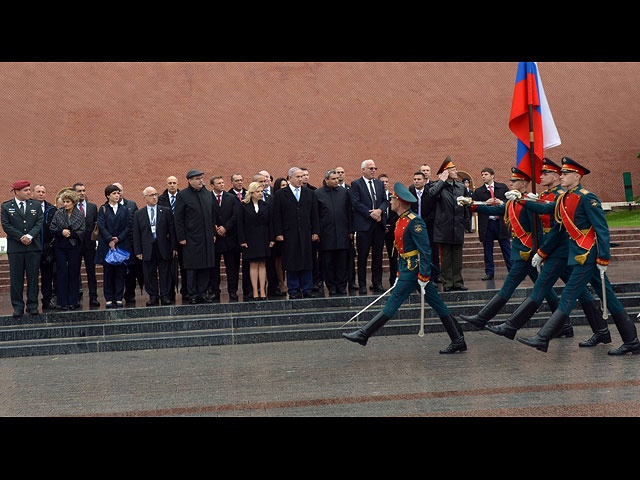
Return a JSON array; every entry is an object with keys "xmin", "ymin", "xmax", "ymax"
[{"xmin": 1, "ymin": 62, "xmax": 639, "ymax": 237}]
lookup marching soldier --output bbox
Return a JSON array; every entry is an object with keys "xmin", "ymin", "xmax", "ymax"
[
  {"xmin": 515, "ymin": 157, "xmax": 639, "ymax": 355},
  {"xmin": 457, "ymin": 167, "xmax": 560, "ymax": 330},
  {"xmin": 486, "ymin": 158, "xmax": 607, "ymax": 344},
  {"xmin": 342, "ymin": 182, "xmax": 466, "ymax": 354},
  {"xmin": 1, "ymin": 180, "xmax": 44, "ymax": 317}
]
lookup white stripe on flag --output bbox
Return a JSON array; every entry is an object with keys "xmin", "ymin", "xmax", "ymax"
[{"xmin": 535, "ymin": 62, "xmax": 561, "ymax": 150}]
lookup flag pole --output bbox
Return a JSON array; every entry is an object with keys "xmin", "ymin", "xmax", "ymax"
[{"xmin": 528, "ymin": 103, "xmax": 539, "ymax": 253}]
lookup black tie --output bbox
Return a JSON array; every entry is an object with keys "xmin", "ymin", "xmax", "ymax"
[
  {"xmin": 19, "ymin": 202, "xmax": 25, "ymax": 215},
  {"xmin": 368, "ymin": 180, "xmax": 377, "ymax": 209}
]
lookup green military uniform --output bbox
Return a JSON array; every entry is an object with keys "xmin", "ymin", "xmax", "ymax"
[
  {"xmin": 459, "ymin": 166, "xmax": 559, "ymax": 330},
  {"xmin": 516, "ymin": 156, "xmax": 639, "ymax": 355},
  {"xmin": 343, "ymin": 182, "xmax": 466, "ymax": 354},
  {"xmin": 485, "ymin": 158, "xmax": 603, "ymax": 342},
  {"xmin": 1, "ymin": 190, "xmax": 44, "ymax": 316}
]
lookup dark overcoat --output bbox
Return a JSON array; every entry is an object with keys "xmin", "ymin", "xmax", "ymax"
[
  {"xmin": 314, "ymin": 185, "xmax": 353, "ymax": 251},
  {"xmin": 428, "ymin": 179, "xmax": 469, "ymax": 245},
  {"xmin": 271, "ymin": 185, "xmax": 320, "ymax": 271},
  {"xmin": 132, "ymin": 205, "xmax": 177, "ymax": 262},
  {"xmin": 173, "ymin": 185, "xmax": 216, "ymax": 270},
  {"xmin": 212, "ymin": 190, "xmax": 240, "ymax": 253}
]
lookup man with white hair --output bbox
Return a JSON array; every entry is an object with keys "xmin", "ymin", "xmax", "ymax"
[
  {"xmin": 350, "ymin": 159, "xmax": 389, "ymax": 294},
  {"xmin": 133, "ymin": 186, "xmax": 177, "ymax": 306}
]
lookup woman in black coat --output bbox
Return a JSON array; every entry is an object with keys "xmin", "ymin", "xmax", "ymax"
[
  {"xmin": 95, "ymin": 184, "xmax": 132, "ymax": 308},
  {"xmin": 238, "ymin": 182, "xmax": 274, "ymax": 300},
  {"xmin": 49, "ymin": 189, "xmax": 85, "ymax": 310}
]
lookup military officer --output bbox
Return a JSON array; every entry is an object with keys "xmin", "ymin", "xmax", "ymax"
[
  {"xmin": 486, "ymin": 158, "xmax": 607, "ymax": 344},
  {"xmin": 457, "ymin": 166, "xmax": 560, "ymax": 330},
  {"xmin": 515, "ymin": 157, "xmax": 640, "ymax": 355},
  {"xmin": 1, "ymin": 180, "xmax": 44, "ymax": 317},
  {"xmin": 342, "ymin": 182, "xmax": 466, "ymax": 354}
]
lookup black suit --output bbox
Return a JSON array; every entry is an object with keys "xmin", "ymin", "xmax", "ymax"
[
  {"xmin": 210, "ymin": 190, "xmax": 241, "ymax": 298},
  {"xmin": 159, "ymin": 189, "xmax": 187, "ymax": 298},
  {"xmin": 350, "ymin": 177, "xmax": 389, "ymax": 291},
  {"xmin": 409, "ymin": 182, "xmax": 440, "ymax": 281},
  {"xmin": 471, "ymin": 182, "xmax": 513, "ymax": 276},
  {"xmin": 133, "ymin": 205, "xmax": 177, "ymax": 302},
  {"xmin": 77, "ymin": 199, "xmax": 99, "ymax": 303},
  {"xmin": 39, "ymin": 200, "xmax": 57, "ymax": 307},
  {"xmin": 271, "ymin": 185, "xmax": 320, "ymax": 296}
]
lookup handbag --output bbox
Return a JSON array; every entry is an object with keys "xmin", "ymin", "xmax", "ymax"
[
  {"xmin": 105, "ymin": 247, "xmax": 130, "ymax": 265},
  {"xmin": 91, "ymin": 206, "xmax": 104, "ymax": 241}
]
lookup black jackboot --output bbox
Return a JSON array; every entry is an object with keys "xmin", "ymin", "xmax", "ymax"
[
  {"xmin": 439, "ymin": 314, "xmax": 467, "ymax": 354},
  {"xmin": 516, "ymin": 309, "xmax": 569, "ymax": 353},
  {"xmin": 460, "ymin": 294, "xmax": 507, "ymax": 330},
  {"xmin": 546, "ymin": 294, "xmax": 574, "ymax": 338},
  {"xmin": 578, "ymin": 300, "xmax": 611, "ymax": 347},
  {"xmin": 486, "ymin": 297, "xmax": 540, "ymax": 340},
  {"xmin": 607, "ymin": 311, "xmax": 640, "ymax": 355},
  {"xmin": 342, "ymin": 311, "xmax": 390, "ymax": 346}
]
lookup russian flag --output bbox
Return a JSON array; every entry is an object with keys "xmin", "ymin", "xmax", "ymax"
[{"xmin": 508, "ymin": 62, "xmax": 561, "ymax": 184}]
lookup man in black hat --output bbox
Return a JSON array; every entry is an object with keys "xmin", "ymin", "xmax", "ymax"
[
  {"xmin": 343, "ymin": 182, "xmax": 466, "ymax": 354},
  {"xmin": 515, "ymin": 157, "xmax": 639, "ymax": 355},
  {"xmin": 173, "ymin": 169, "xmax": 217, "ymax": 304},
  {"xmin": 428, "ymin": 157, "xmax": 469, "ymax": 291},
  {"xmin": 1, "ymin": 180, "xmax": 44, "ymax": 317}
]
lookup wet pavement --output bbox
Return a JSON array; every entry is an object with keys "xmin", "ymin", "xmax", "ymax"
[
  {"xmin": 0, "ymin": 325, "xmax": 638, "ymax": 417},
  {"xmin": 0, "ymin": 261, "xmax": 638, "ymax": 417}
]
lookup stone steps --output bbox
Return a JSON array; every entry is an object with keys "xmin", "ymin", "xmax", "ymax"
[
  {"xmin": 1, "ymin": 228, "xmax": 639, "ymax": 292},
  {"xmin": 0, "ymin": 282, "xmax": 638, "ymax": 358}
]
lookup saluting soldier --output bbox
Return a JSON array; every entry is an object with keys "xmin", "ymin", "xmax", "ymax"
[
  {"xmin": 343, "ymin": 182, "xmax": 466, "ymax": 354},
  {"xmin": 1, "ymin": 180, "xmax": 44, "ymax": 317},
  {"xmin": 515, "ymin": 157, "xmax": 639, "ymax": 355},
  {"xmin": 486, "ymin": 158, "xmax": 607, "ymax": 344},
  {"xmin": 457, "ymin": 166, "xmax": 561, "ymax": 330}
]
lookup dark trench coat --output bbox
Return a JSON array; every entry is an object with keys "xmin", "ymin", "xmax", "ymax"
[
  {"xmin": 314, "ymin": 185, "xmax": 353, "ymax": 251},
  {"xmin": 271, "ymin": 185, "xmax": 320, "ymax": 272},
  {"xmin": 173, "ymin": 185, "xmax": 216, "ymax": 270}
]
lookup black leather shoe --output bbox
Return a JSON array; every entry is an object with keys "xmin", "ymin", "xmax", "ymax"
[
  {"xmin": 452, "ymin": 286, "xmax": 468, "ymax": 291},
  {"xmin": 89, "ymin": 298, "xmax": 100, "ymax": 307},
  {"xmin": 460, "ymin": 294, "xmax": 507, "ymax": 330},
  {"xmin": 579, "ymin": 330, "xmax": 612, "ymax": 347},
  {"xmin": 359, "ymin": 287, "xmax": 367, "ymax": 295},
  {"xmin": 161, "ymin": 297, "xmax": 173, "ymax": 305},
  {"xmin": 440, "ymin": 338, "xmax": 467, "ymax": 354},
  {"xmin": 608, "ymin": 339, "xmax": 640, "ymax": 355},
  {"xmin": 481, "ymin": 274, "xmax": 494, "ymax": 280},
  {"xmin": 517, "ymin": 310, "xmax": 569, "ymax": 352},
  {"xmin": 439, "ymin": 314, "xmax": 467, "ymax": 353},
  {"xmin": 228, "ymin": 292, "xmax": 239, "ymax": 301},
  {"xmin": 302, "ymin": 291, "xmax": 315, "ymax": 298},
  {"xmin": 146, "ymin": 299, "xmax": 160, "ymax": 307},
  {"xmin": 342, "ymin": 312, "xmax": 390, "ymax": 346},
  {"xmin": 371, "ymin": 284, "xmax": 385, "ymax": 293}
]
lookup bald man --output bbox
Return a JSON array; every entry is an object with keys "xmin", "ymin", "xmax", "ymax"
[{"xmin": 158, "ymin": 175, "xmax": 186, "ymax": 301}]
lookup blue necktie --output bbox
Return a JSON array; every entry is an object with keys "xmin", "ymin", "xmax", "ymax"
[
  {"xmin": 295, "ymin": 188, "xmax": 300, "ymax": 201},
  {"xmin": 170, "ymin": 195, "xmax": 175, "ymax": 212},
  {"xmin": 150, "ymin": 208, "xmax": 156, "ymax": 239}
]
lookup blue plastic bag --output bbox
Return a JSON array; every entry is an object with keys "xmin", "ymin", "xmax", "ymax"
[{"xmin": 105, "ymin": 247, "xmax": 130, "ymax": 265}]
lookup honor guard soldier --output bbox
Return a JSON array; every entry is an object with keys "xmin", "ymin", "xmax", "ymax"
[
  {"xmin": 343, "ymin": 182, "xmax": 466, "ymax": 354},
  {"xmin": 486, "ymin": 158, "xmax": 606, "ymax": 343},
  {"xmin": 515, "ymin": 157, "xmax": 639, "ymax": 355},
  {"xmin": 457, "ymin": 166, "xmax": 561, "ymax": 330},
  {"xmin": 1, "ymin": 180, "xmax": 44, "ymax": 317}
]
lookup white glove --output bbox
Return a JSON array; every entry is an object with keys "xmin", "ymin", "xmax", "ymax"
[
  {"xmin": 526, "ymin": 192, "xmax": 540, "ymax": 200},
  {"xmin": 456, "ymin": 196, "xmax": 472, "ymax": 206},
  {"xmin": 418, "ymin": 279, "xmax": 428, "ymax": 293},
  {"xmin": 597, "ymin": 264, "xmax": 608, "ymax": 276},
  {"xmin": 505, "ymin": 190, "xmax": 521, "ymax": 202},
  {"xmin": 531, "ymin": 253, "xmax": 544, "ymax": 268}
]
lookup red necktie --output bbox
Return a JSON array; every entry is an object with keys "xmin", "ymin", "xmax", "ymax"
[
  {"xmin": 217, "ymin": 194, "xmax": 222, "ymax": 206},
  {"xmin": 79, "ymin": 202, "xmax": 86, "ymax": 216},
  {"xmin": 489, "ymin": 185, "xmax": 495, "ymax": 199}
]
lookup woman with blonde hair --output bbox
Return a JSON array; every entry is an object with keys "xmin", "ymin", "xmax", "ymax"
[
  {"xmin": 238, "ymin": 182, "xmax": 275, "ymax": 300},
  {"xmin": 49, "ymin": 189, "xmax": 85, "ymax": 310}
]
